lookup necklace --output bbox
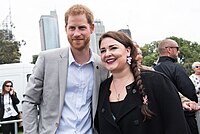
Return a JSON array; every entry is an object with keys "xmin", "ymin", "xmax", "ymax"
[{"xmin": 112, "ymin": 74, "xmax": 132, "ymax": 101}]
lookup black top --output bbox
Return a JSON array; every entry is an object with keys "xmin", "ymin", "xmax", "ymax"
[
  {"xmin": 110, "ymin": 100, "xmax": 124, "ymax": 121},
  {"xmin": 0, "ymin": 93, "xmax": 20, "ymax": 120},
  {"xmin": 154, "ymin": 56, "xmax": 197, "ymax": 102}
]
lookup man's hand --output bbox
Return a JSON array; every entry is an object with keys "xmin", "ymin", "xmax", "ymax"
[{"xmin": 182, "ymin": 101, "xmax": 200, "ymax": 111}]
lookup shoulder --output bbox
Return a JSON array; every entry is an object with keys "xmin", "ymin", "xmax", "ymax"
[
  {"xmin": 92, "ymin": 52, "xmax": 101, "ymax": 62},
  {"xmin": 189, "ymin": 74, "xmax": 195, "ymax": 77},
  {"xmin": 141, "ymin": 65, "xmax": 154, "ymax": 71},
  {"xmin": 92, "ymin": 52, "xmax": 106, "ymax": 70},
  {"xmin": 101, "ymin": 76, "xmax": 112, "ymax": 86},
  {"xmin": 39, "ymin": 47, "xmax": 69, "ymax": 60},
  {"xmin": 141, "ymin": 70, "xmax": 170, "ymax": 82}
]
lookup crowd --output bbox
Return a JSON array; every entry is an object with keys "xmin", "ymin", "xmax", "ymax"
[{"xmin": 0, "ymin": 3, "xmax": 200, "ymax": 134}]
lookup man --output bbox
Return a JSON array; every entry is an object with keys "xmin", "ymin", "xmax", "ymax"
[
  {"xmin": 22, "ymin": 4, "xmax": 109, "ymax": 134},
  {"xmin": 154, "ymin": 39, "xmax": 199, "ymax": 134}
]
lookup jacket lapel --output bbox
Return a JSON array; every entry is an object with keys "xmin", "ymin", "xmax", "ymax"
[
  {"xmin": 101, "ymin": 77, "xmax": 119, "ymax": 128},
  {"xmin": 92, "ymin": 60, "xmax": 101, "ymax": 121},
  {"xmin": 116, "ymin": 86, "xmax": 139, "ymax": 122},
  {"xmin": 58, "ymin": 47, "xmax": 69, "ymax": 118}
]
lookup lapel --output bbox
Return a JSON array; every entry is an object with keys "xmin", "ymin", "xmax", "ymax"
[
  {"xmin": 116, "ymin": 83, "xmax": 139, "ymax": 122},
  {"xmin": 92, "ymin": 55, "xmax": 101, "ymax": 121},
  {"xmin": 101, "ymin": 77, "xmax": 119, "ymax": 128},
  {"xmin": 101, "ymin": 78, "xmax": 139, "ymax": 127},
  {"xmin": 58, "ymin": 47, "xmax": 69, "ymax": 117}
]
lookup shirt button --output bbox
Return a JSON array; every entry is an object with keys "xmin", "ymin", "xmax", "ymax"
[{"xmin": 132, "ymin": 89, "xmax": 137, "ymax": 94}]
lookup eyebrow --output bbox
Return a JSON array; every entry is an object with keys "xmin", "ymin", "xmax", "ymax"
[{"xmin": 100, "ymin": 44, "xmax": 118, "ymax": 49}]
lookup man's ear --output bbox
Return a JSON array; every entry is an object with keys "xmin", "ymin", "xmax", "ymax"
[{"xmin": 90, "ymin": 23, "xmax": 94, "ymax": 33}]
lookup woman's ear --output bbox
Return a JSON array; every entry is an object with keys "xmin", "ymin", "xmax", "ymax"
[{"xmin": 126, "ymin": 47, "xmax": 131, "ymax": 56}]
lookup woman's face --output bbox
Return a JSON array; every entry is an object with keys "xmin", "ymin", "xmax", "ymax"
[
  {"xmin": 135, "ymin": 48, "xmax": 143, "ymax": 68},
  {"xmin": 4, "ymin": 82, "xmax": 13, "ymax": 93},
  {"xmin": 193, "ymin": 63, "xmax": 200, "ymax": 75},
  {"xmin": 99, "ymin": 37, "xmax": 131, "ymax": 73}
]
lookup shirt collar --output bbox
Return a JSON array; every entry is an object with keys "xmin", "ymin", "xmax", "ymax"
[{"xmin": 68, "ymin": 48, "xmax": 94, "ymax": 66}]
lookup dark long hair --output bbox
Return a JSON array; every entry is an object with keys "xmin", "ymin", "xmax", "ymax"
[{"xmin": 99, "ymin": 31, "xmax": 154, "ymax": 121}]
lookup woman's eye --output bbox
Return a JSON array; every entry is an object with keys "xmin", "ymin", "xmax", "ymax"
[
  {"xmin": 100, "ymin": 49, "xmax": 106, "ymax": 53},
  {"xmin": 111, "ymin": 47, "xmax": 117, "ymax": 50}
]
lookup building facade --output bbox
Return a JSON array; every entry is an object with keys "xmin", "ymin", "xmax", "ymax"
[
  {"xmin": 39, "ymin": 10, "xmax": 60, "ymax": 51},
  {"xmin": 90, "ymin": 19, "xmax": 105, "ymax": 55}
]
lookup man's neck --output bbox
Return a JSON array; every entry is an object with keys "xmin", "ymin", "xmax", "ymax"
[{"xmin": 71, "ymin": 48, "xmax": 91, "ymax": 65}]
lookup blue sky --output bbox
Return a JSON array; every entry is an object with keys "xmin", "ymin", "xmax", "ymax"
[{"xmin": 1, "ymin": 0, "xmax": 200, "ymax": 62}]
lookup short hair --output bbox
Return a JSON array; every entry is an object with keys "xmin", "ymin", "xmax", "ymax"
[
  {"xmin": 192, "ymin": 61, "xmax": 200, "ymax": 69},
  {"xmin": 64, "ymin": 4, "xmax": 94, "ymax": 26}
]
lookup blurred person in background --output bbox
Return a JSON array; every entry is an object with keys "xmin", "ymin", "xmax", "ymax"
[
  {"xmin": 133, "ymin": 42, "xmax": 154, "ymax": 70},
  {"xmin": 0, "ymin": 80, "xmax": 20, "ymax": 134},
  {"xmin": 154, "ymin": 39, "xmax": 199, "ymax": 134},
  {"xmin": 190, "ymin": 61, "xmax": 200, "ymax": 132}
]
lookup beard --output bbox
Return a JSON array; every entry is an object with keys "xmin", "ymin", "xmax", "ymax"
[{"xmin": 68, "ymin": 36, "xmax": 90, "ymax": 51}]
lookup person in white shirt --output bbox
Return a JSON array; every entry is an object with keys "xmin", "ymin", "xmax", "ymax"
[{"xmin": 190, "ymin": 61, "xmax": 200, "ymax": 132}]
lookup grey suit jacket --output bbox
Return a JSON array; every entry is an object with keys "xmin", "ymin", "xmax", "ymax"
[{"xmin": 22, "ymin": 47, "xmax": 109, "ymax": 134}]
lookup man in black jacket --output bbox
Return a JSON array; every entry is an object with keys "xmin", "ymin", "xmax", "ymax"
[{"xmin": 154, "ymin": 39, "xmax": 199, "ymax": 134}]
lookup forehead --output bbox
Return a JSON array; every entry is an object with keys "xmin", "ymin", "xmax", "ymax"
[
  {"xmin": 67, "ymin": 14, "xmax": 88, "ymax": 26},
  {"xmin": 5, "ymin": 82, "xmax": 12, "ymax": 85},
  {"xmin": 194, "ymin": 63, "xmax": 200, "ymax": 66},
  {"xmin": 100, "ymin": 37, "xmax": 124, "ymax": 48},
  {"xmin": 169, "ymin": 41, "xmax": 179, "ymax": 47}
]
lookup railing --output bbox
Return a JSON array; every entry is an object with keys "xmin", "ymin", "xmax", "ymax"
[{"xmin": 0, "ymin": 119, "xmax": 22, "ymax": 134}]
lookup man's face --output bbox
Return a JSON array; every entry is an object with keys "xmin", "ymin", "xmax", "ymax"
[
  {"xmin": 166, "ymin": 42, "xmax": 180, "ymax": 60},
  {"xmin": 65, "ymin": 14, "xmax": 94, "ymax": 51}
]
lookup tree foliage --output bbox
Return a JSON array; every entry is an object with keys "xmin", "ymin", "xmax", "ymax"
[
  {"xmin": 0, "ymin": 30, "xmax": 21, "ymax": 64},
  {"xmin": 141, "ymin": 36, "xmax": 200, "ymax": 75}
]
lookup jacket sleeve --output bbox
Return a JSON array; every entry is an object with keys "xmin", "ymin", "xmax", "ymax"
[
  {"xmin": 175, "ymin": 65, "xmax": 198, "ymax": 102},
  {"xmin": 22, "ymin": 52, "xmax": 45, "ymax": 134},
  {"xmin": 149, "ymin": 72, "xmax": 191, "ymax": 134}
]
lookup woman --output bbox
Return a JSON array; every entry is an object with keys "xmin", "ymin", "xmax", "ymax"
[
  {"xmin": 190, "ymin": 61, "xmax": 200, "ymax": 132},
  {"xmin": 94, "ymin": 31, "xmax": 191, "ymax": 134},
  {"xmin": 0, "ymin": 80, "xmax": 20, "ymax": 134}
]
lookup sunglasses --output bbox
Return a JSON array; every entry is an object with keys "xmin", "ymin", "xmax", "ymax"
[
  {"xmin": 5, "ymin": 85, "xmax": 13, "ymax": 87},
  {"xmin": 194, "ymin": 66, "xmax": 200, "ymax": 69},
  {"xmin": 165, "ymin": 46, "xmax": 179, "ymax": 51}
]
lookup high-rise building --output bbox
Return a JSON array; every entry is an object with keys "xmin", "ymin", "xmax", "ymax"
[
  {"xmin": 39, "ymin": 10, "xmax": 60, "ymax": 51},
  {"xmin": 90, "ymin": 19, "xmax": 105, "ymax": 55},
  {"xmin": 118, "ymin": 28, "xmax": 132, "ymax": 39}
]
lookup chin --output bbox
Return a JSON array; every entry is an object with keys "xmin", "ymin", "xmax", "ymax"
[{"xmin": 106, "ymin": 66, "xmax": 115, "ymax": 71}]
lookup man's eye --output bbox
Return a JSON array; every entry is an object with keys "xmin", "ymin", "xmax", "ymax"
[
  {"xmin": 69, "ymin": 27, "xmax": 75, "ymax": 31},
  {"xmin": 79, "ymin": 27, "xmax": 86, "ymax": 30}
]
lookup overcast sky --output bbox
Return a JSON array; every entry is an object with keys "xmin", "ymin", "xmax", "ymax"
[{"xmin": 1, "ymin": 0, "xmax": 200, "ymax": 63}]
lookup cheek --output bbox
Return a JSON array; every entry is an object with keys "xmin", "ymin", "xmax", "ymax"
[{"xmin": 100, "ymin": 54, "xmax": 105, "ymax": 62}]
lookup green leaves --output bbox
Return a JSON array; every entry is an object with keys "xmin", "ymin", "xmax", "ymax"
[
  {"xmin": 0, "ymin": 30, "xmax": 21, "ymax": 64},
  {"xmin": 141, "ymin": 36, "xmax": 200, "ymax": 75}
]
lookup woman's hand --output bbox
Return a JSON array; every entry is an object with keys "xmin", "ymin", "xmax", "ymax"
[{"xmin": 9, "ymin": 87, "xmax": 14, "ymax": 95}]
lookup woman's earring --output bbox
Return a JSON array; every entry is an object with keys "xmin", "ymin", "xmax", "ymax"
[{"xmin": 127, "ymin": 56, "xmax": 132, "ymax": 65}]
